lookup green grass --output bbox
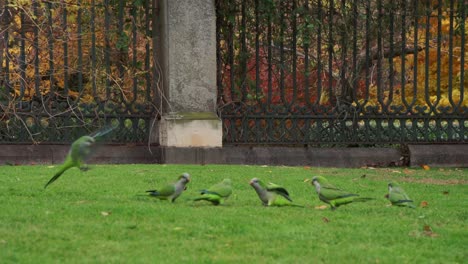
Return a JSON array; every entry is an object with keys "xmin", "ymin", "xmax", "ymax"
[{"xmin": 0, "ymin": 164, "xmax": 467, "ymax": 263}]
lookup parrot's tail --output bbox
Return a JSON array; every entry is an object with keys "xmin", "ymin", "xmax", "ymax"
[
  {"xmin": 90, "ymin": 124, "xmax": 118, "ymax": 140},
  {"xmin": 290, "ymin": 203, "xmax": 305, "ymax": 208},
  {"xmin": 145, "ymin": 190, "xmax": 160, "ymax": 197},
  {"xmin": 353, "ymin": 197, "xmax": 374, "ymax": 202},
  {"xmin": 44, "ymin": 164, "xmax": 72, "ymax": 189}
]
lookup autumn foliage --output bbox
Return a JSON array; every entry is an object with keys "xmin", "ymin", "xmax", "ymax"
[{"xmin": 217, "ymin": 1, "xmax": 467, "ymax": 114}]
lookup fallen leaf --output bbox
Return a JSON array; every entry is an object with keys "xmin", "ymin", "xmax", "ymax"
[
  {"xmin": 391, "ymin": 170, "xmax": 401, "ymax": 174},
  {"xmin": 403, "ymin": 168, "xmax": 414, "ymax": 174},
  {"xmin": 420, "ymin": 201, "xmax": 428, "ymax": 208},
  {"xmin": 101, "ymin": 211, "xmax": 112, "ymax": 216},
  {"xmin": 322, "ymin": 217, "xmax": 330, "ymax": 223},
  {"xmin": 173, "ymin": 227, "xmax": 183, "ymax": 231},
  {"xmin": 303, "ymin": 179, "xmax": 310, "ymax": 183},
  {"xmin": 303, "ymin": 166, "xmax": 311, "ymax": 170},
  {"xmin": 442, "ymin": 191, "xmax": 449, "ymax": 195},
  {"xmin": 423, "ymin": 225, "xmax": 438, "ymax": 237},
  {"xmin": 361, "ymin": 174, "xmax": 367, "ymax": 178},
  {"xmin": 260, "ymin": 165, "xmax": 268, "ymax": 167},
  {"xmin": 421, "ymin": 164, "xmax": 430, "ymax": 170},
  {"xmin": 315, "ymin": 205, "xmax": 328, "ymax": 210},
  {"xmin": 47, "ymin": 166, "xmax": 55, "ymax": 169}
]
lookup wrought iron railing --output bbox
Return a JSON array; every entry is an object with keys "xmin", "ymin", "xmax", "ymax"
[
  {"xmin": 216, "ymin": 0, "xmax": 467, "ymax": 145},
  {"xmin": 0, "ymin": 0, "xmax": 157, "ymax": 143}
]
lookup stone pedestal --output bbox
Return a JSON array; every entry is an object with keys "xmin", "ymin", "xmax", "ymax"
[
  {"xmin": 159, "ymin": 112, "xmax": 222, "ymax": 147},
  {"xmin": 156, "ymin": 0, "xmax": 221, "ymax": 147}
]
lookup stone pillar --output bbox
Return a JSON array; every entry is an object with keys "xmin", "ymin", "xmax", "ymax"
[{"xmin": 156, "ymin": 0, "xmax": 222, "ymax": 147}]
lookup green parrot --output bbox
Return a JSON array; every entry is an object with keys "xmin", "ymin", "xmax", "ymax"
[
  {"xmin": 44, "ymin": 125, "xmax": 116, "ymax": 189},
  {"xmin": 193, "ymin": 178, "xmax": 232, "ymax": 205},
  {"xmin": 386, "ymin": 182, "xmax": 416, "ymax": 208},
  {"xmin": 146, "ymin": 173, "xmax": 191, "ymax": 202},
  {"xmin": 250, "ymin": 178, "xmax": 302, "ymax": 207},
  {"xmin": 310, "ymin": 176, "xmax": 373, "ymax": 210}
]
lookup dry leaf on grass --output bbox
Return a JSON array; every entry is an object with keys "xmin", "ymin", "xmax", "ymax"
[
  {"xmin": 101, "ymin": 211, "xmax": 111, "ymax": 216},
  {"xmin": 423, "ymin": 225, "xmax": 439, "ymax": 237},
  {"xmin": 420, "ymin": 201, "xmax": 429, "ymax": 208},
  {"xmin": 315, "ymin": 205, "xmax": 328, "ymax": 210},
  {"xmin": 421, "ymin": 164, "xmax": 430, "ymax": 170},
  {"xmin": 322, "ymin": 217, "xmax": 330, "ymax": 223}
]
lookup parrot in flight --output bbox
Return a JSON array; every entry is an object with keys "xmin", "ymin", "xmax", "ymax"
[
  {"xmin": 249, "ymin": 178, "xmax": 302, "ymax": 207},
  {"xmin": 44, "ymin": 125, "xmax": 116, "ymax": 189},
  {"xmin": 309, "ymin": 176, "xmax": 373, "ymax": 210},
  {"xmin": 385, "ymin": 182, "xmax": 416, "ymax": 208},
  {"xmin": 146, "ymin": 173, "xmax": 191, "ymax": 202},
  {"xmin": 193, "ymin": 178, "xmax": 232, "ymax": 205}
]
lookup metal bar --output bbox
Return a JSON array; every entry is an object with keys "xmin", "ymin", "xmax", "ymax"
[
  {"xmin": 77, "ymin": 0, "xmax": 83, "ymax": 93},
  {"xmin": 47, "ymin": 1, "xmax": 55, "ymax": 99},
  {"xmin": 145, "ymin": 0, "xmax": 151, "ymax": 101},
  {"xmin": 91, "ymin": 0, "xmax": 97, "ymax": 97},
  {"xmin": 327, "ymin": 0, "xmax": 333, "ymax": 105},
  {"xmin": 132, "ymin": 4, "xmax": 138, "ymax": 103},
  {"xmin": 290, "ymin": 0, "xmax": 297, "ymax": 108},
  {"xmin": 254, "ymin": 0, "xmax": 260, "ymax": 105},
  {"xmin": 410, "ymin": 0, "xmax": 418, "ymax": 113},
  {"xmin": 240, "ymin": 0, "xmax": 247, "ymax": 102},
  {"xmin": 62, "ymin": 0, "xmax": 68, "ymax": 95},
  {"xmin": 266, "ymin": 2, "xmax": 272, "ymax": 107},
  {"xmin": 435, "ymin": 3, "xmax": 442, "ymax": 111},
  {"xmin": 424, "ymin": 4, "xmax": 431, "ymax": 112},
  {"xmin": 33, "ymin": 0, "xmax": 40, "ymax": 95},
  {"xmin": 376, "ymin": 0, "xmax": 383, "ymax": 109},
  {"xmin": 351, "ymin": 0, "xmax": 358, "ymax": 107},
  {"xmin": 104, "ymin": 0, "xmax": 111, "ymax": 99},
  {"xmin": 457, "ymin": 0, "xmax": 465, "ymax": 111},
  {"xmin": 19, "ymin": 9, "xmax": 26, "ymax": 100},
  {"xmin": 303, "ymin": 0, "xmax": 310, "ymax": 107},
  {"xmin": 316, "ymin": 0, "xmax": 322, "ymax": 107}
]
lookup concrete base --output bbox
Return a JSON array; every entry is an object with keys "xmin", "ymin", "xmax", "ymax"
[
  {"xmin": 409, "ymin": 144, "xmax": 468, "ymax": 167},
  {"xmin": 0, "ymin": 144, "xmax": 160, "ymax": 165},
  {"xmin": 159, "ymin": 112, "xmax": 222, "ymax": 147},
  {"xmin": 2, "ymin": 144, "xmax": 467, "ymax": 168},
  {"xmin": 161, "ymin": 147, "xmax": 403, "ymax": 167}
]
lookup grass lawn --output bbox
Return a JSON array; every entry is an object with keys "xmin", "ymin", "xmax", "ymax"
[{"xmin": 0, "ymin": 164, "xmax": 466, "ymax": 263}]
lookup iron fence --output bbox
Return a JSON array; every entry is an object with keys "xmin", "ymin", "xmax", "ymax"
[
  {"xmin": 216, "ymin": 0, "xmax": 467, "ymax": 145},
  {"xmin": 0, "ymin": 0, "xmax": 157, "ymax": 143}
]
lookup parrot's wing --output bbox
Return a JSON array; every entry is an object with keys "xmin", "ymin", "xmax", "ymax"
[
  {"xmin": 320, "ymin": 186, "xmax": 359, "ymax": 200},
  {"xmin": 153, "ymin": 184, "xmax": 176, "ymax": 197},
  {"xmin": 207, "ymin": 182, "xmax": 232, "ymax": 197},
  {"xmin": 389, "ymin": 187, "xmax": 413, "ymax": 203},
  {"xmin": 266, "ymin": 182, "xmax": 292, "ymax": 201}
]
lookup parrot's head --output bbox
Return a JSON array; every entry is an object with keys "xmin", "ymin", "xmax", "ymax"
[
  {"xmin": 249, "ymin": 178, "xmax": 259, "ymax": 186},
  {"xmin": 179, "ymin": 173, "xmax": 191, "ymax": 183},
  {"xmin": 249, "ymin": 178, "xmax": 266, "ymax": 189},
  {"xmin": 311, "ymin": 176, "xmax": 327, "ymax": 192},
  {"xmin": 387, "ymin": 182, "xmax": 398, "ymax": 192},
  {"xmin": 223, "ymin": 178, "xmax": 232, "ymax": 186}
]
